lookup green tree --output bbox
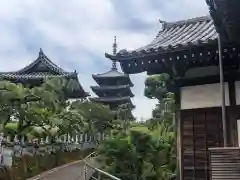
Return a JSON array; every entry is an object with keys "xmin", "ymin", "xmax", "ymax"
[
  {"xmin": 97, "ymin": 125, "xmax": 176, "ymax": 180},
  {"xmin": 70, "ymin": 100, "xmax": 114, "ymax": 133},
  {"xmin": 96, "ymin": 73, "xmax": 177, "ymax": 180},
  {"xmin": 144, "ymin": 74, "xmax": 175, "ymax": 128},
  {"xmin": 116, "ymin": 103, "xmax": 134, "ymax": 131}
]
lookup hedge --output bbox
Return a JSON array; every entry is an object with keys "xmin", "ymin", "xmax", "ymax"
[{"xmin": 0, "ymin": 148, "xmax": 93, "ymax": 180}]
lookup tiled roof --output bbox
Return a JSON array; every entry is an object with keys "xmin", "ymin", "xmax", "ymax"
[
  {"xmin": 0, "ymin": 72, "xmax": 74, "ymax": 80},
  {"xmin": 90, "ymin": 96, "xmax": 131, "ymax": 102},
  {"xmin": 106, "ymin": 16, "xmax": 217, "ymax": 59},
  {"xmin": 206, "ymin": 0, "xmax": 240, "ymax": 42},
  {"xmin": 17, "ymin": 48, "xmax": 69, "ymax": 75},
  {"xmin": 92, "ymin": 69, "xmax": 133, "ymax": 86},
  {"xmin": 92, "ymin": 69, "xmax": 129, "ymax": 78},
  {"xmin": 0, "ymin": 49, "xmax": 88, "ymax": 98},
  {"xmin": 91, "ymin": 85, "xmax": 131, "ymax": 90},
  {"xmin": 90, "ymin": 96, "xmax": 134, "ymax": 107},
  {"xmin": 91, "ymin": 85, "xmax": 134, "ymax": 98}
]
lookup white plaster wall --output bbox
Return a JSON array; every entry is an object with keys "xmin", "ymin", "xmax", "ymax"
[
  {"xmin": 235, "ymin": 81, "xmax": 240, "ymax": 105},
  {"xmin": 180, "ymin": 83, "xmax": 229, "ymax": 110}
]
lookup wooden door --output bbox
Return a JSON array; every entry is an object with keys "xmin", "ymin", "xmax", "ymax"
[{"xmin": 181, "ymin": 107, "xmax": 223, "ymax": 180}]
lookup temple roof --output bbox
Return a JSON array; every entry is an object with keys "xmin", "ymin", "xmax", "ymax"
[
  {"xmin": 105, "ymin": 16, "xmax": 217, "ymax": 60},
  {"xmin": 17, "ymin": 48, "xmax": 70, "ymax": 75},
  {"xmin": 206, "ymin": 0, "xmax": 240, "ymax": 43},
  {"xmin": 0, "ymin": 72, "xmax": 74, "ymax": 80},
  {"xmin": 0, "ymin": 49, "xmax": 74, "ymax": 79},
  {"xmin": 0, "ymin": 49, "xmax": 88, "ymax": 98}
]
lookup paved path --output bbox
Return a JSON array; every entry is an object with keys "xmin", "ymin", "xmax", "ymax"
[{"xmin": 27, "ymin": 160, "xmax": 86, "ymax": 180}]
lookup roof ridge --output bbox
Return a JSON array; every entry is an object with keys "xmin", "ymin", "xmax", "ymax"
[
  {"xmin": 16, "ymin": 49, "xmax": 69, "ymax": 75},
  {"xmin": 161, "ymin": 15, "xmax": 212, "ymax": 30}
]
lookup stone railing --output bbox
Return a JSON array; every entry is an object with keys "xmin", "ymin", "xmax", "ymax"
[
  {"xmin": 0, "ymin": 132, "xmax": 105, "ymax": 167},
  {"xmin": 83, "ymin": 152, "xmax": 121, "ymax": 180}
]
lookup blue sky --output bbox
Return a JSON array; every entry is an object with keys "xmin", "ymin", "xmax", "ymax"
[{"xmin": 0, "ymin": 0, "xmax": 209, "ymax": 120}]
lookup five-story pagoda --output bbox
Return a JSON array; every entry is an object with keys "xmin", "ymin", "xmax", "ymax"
[{"xmin": 90, "ymin": 37, "xmax": 135, "ymax": 117}]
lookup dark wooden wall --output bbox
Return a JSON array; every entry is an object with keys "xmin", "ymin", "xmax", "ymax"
[{"xmin": 181, "ymin": 107, "xmax": 224, "ymax": 180}]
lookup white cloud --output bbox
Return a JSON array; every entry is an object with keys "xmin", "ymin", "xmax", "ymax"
[{"xmin": 0, "ymin": 0, "xmax": 209, "ymax": 120}]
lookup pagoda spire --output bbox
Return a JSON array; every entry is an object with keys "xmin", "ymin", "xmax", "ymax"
[{"xmin": 111, "ymin": 36, "xmax": 117, "ymax": 70}]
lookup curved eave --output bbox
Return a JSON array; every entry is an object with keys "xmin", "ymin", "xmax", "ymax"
[
  {"xmin": 92, "ymin": 74, "xmax": 134, "ymax": 87},
  {"xmin": 91, "ymin": 85, "xmax": 134, "ymax": 98},
  {"xmin": 92, "ymin": 73, "xmax": 129, "ymax": 79},
  {"xmin": 70, "ymin": 74, "xmax": 89, "ymax": 98},
  {"xmin": 91, "ymin": 84, "xmax": 131, "ymax": 90},
  {"xmin": 105, "ymin": 16, "xmax": 219, "ymax": 74},
  {"xmin": 89, "ymin": 96, "xmax": 132, "ymax": 103},
  {"xmin": 106, "ymin": 39, "xmax": 218, "ymax": 75},
  {"xmin": 17, "ymin": 49, "xmax": 68, "ymax": 75},
  {"xmin": 105, "ymin": 39, "xmax": 218, "ymax": 61},
  {"xmin": 206, "ymin": 0, "xmax": 240, "ymax": 43},
  {"xmin": 91, "ymin": 97, "xmax": 135, "ymax": 109}
]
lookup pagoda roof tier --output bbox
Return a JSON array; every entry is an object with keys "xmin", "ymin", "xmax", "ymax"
[
  {"xmin": 0, "ymin": 49, "xmax": 88, "ymax": 98},
  {"xmin": 105, "ymin": 16, "xmax": 220, "ymax": 74},
  {"xmin": 92, "ymin": 69, "xmax": 133, "ymax": 86},
  {"xmin": 89, "ymin": 96, "xmax": 134, "ymax": 107},
  {"xmin": 91, "ymin": 85, "xmax": 134, "ymax": 97}
]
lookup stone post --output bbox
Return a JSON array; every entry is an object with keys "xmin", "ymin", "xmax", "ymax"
[
  {"xmin": 63, "ymin": 134, "xmax": 67, "ymax": 143},
  {"xmin": 0, "ymin": 132, "xmax": 4, "ymax": 164}
]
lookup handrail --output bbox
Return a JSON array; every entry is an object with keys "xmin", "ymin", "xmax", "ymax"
[{"xmin": 83, "ymin": 152, "xmax": 121, "ymax": 180}]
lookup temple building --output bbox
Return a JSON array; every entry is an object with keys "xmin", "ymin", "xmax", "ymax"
[
  {"xmin": 90, "ymin": 37, "xmax": 135, "ymax": 117},
  {"xmin": 105, "ymin": 3, "xmax": 240, "ymax": 179},
  {"xmin": 0, "ymin": 49, "xmax": 88, "ymax": 99}
]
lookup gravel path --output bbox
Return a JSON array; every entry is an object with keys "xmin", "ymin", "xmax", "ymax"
[{"xmin": 27, "ymin": 160, "xmax": 86, "ymax": 180}]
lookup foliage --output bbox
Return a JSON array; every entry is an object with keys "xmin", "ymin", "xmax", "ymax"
[
  {"xmin": 96, "ymin": 73, "xmax": 177, "ymax": 179},
  {"xmin": 70, "ymin": 100, "xmax": 114, "ymax": 133},
  {"xmin": 144, "ymin": 74, "xmax": 175, "ymax": 128},
  {"xmin": 116, "ymin": 103, "xmax": 135, "ymax": 121},
  {"xmin": 144, "ymin": 73, "xmax": 173, "ymax": 101},
  {"xmin": 0, "ymin": 149, "xmax": 93, "ymax": 180},
  {"xmin": 0, "ymin": 78, "xmax": 115, "ymax": 138},
  {"xmin": 97, "ymin": 124, "xmax": 176, "ymax": 180}
]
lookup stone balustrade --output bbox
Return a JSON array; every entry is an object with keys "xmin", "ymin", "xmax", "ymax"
[{"xmin": 0, "ymin": 132, "xmax": 105, "ymax": 167}]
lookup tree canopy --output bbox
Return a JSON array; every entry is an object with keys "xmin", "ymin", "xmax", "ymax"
[
  {"xmin": 96, "ymin": 73, "xmax": 177, "ymax": 180},
  {"xmin": 0, "ymin": 78, "xmax": 114, "ymax": 140}
]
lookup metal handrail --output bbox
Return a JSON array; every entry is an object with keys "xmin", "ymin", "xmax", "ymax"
[{"xmin": 83, "ymin": 152, "xmax": 121, "ymax": 180}]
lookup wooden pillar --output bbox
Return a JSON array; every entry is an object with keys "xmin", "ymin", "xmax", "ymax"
[{"xmin": 175, "ymin": 87, "xmax": 182, "ymax": 180}]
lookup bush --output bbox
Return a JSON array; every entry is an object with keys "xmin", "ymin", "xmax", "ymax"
[{"xmin": 0, "ymin": 149, "xmax": 93, "ymax": 180}]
